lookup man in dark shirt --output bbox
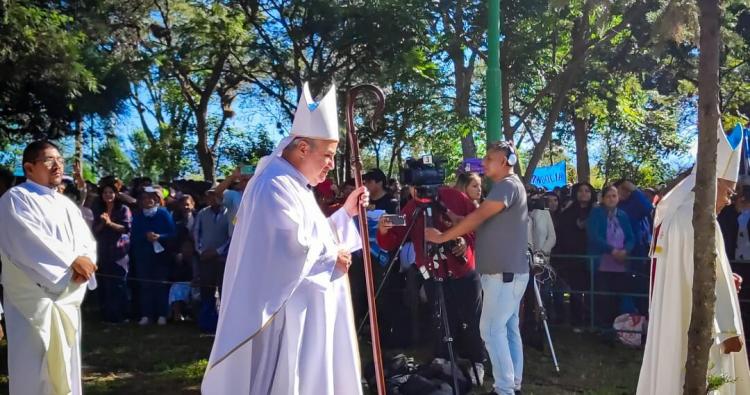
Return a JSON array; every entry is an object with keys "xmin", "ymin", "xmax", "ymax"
[
  {"xmin": 377, "ymin": 186, "xmax": 485, "ymax": 370},
  {"xmin": 363, "ymin": 168, "xmax": 398, "ymax": 213}
]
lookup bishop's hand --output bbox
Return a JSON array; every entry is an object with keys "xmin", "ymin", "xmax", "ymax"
[
  {"xmin": 343, "ymin": 186, "xmax": 369, "ymax": 217},
  {"xmin": 335, "ymin": 250, "xmax": 352, "ymax": 274},
  {"xmin": 723, "ymin": 336, "xmax": 743, "ymax": 354},
  {"xmin": 733, "ymin": 273, "xmax": 743, "ymax": 293}
]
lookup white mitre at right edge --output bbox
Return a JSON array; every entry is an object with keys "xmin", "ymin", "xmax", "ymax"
[
  {"xmin": 718, "ymin": 122, "xmax": 743, "ymax": 183},
  {"xmin": 653, "ymin": 121, "xmax": 743, "ymax": 230}
]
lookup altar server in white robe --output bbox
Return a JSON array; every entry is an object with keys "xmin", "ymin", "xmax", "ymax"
[
  {"xmin": 0, "ymin": 140, "xmax": 98, "ymax": 395},
  {"xmin": 637, "ymin": 122, "xmax": 750, "ymax": 395},
  {"xmin": 202, "ymin": 82, "xmax": 370, "ymax": 395}
]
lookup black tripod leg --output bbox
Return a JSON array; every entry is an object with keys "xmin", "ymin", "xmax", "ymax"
[{"xmin": 435, "ymin": 280, "xmax": 459, "ymax": 395}]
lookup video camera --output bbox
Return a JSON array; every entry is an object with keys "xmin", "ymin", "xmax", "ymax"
[{"xmin": 400, "ymin": 155, "xmax": 445, "ymax": 201}]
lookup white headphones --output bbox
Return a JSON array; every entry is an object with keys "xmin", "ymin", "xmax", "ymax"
[{"xmin": 506, "ymin": 143, "xmax": 517, "ymax": 166}]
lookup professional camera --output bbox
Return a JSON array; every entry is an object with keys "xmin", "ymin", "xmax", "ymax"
[{"xmin": 400, "ymin": 155, "xmax": 445, "ymax": 201}]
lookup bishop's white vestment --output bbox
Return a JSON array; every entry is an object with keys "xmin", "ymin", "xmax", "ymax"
[
  {"xmin": 637, "ymin": 174, "xmax": 750, "ymax": 395},
  {"xmin": 201, "ymin": 156, "xmax": 364, "ymax": 395},
  {"xmin": 0, "ymin": 180, "xmax": 97, "ymax": 395}
]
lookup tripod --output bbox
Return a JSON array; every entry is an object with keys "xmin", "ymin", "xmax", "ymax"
[
  {"xmin": 421, "ymin": 203, "xmax": 461, "ymax": 395},
  {"xmin": 356, "ymin": 201, "xmax": 464, "ymax": 395},
  {"xmin": 529, "ymin": 251, "xmax": 561, "ymax": 372}
]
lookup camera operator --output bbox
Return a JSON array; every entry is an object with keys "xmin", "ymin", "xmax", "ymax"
[
  {"xmin": 376, "ymin": 186, "xmax": 486, "ymax": 372},
  {"xmin": 426, "ymin": 141, "xmax": 529, "ymax": 395}
]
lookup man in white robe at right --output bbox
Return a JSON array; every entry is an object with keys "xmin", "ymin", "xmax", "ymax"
[{"xmin": 637, "ymin": 122, "xmax": 750, "ymax": 394}]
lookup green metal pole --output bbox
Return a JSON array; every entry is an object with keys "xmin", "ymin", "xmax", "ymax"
[{"xmin": 486, "ymin": 0, "xmax": 502, "ymax": 144}]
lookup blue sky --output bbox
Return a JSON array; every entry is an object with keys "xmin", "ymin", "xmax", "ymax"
[{"xmin": 4, "ymin": 87, "xmax": 701, "ymax": 181}]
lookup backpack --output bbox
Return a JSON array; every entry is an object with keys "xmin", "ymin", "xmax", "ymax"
[{"xmin": 613, "ymin": 313, "xmax": 647, "ymax": 347}]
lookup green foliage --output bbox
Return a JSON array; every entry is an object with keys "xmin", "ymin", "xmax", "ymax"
[
  {"xmin": 707, "ymin": 373, "xmax": 736, "ymax": 392},
  {"xmin": 131, "ymin": 128, "xmax": 188, "ymax": 182},
  {"xmin": 0, "ymin": 0, "xmax": 147, "ymax": 139},
  {"xmin": 0, "ymin": 2, "xmax": 95, "ymax": 136},
  {"xmin": 571, "ymin": 74, "xmax": 687, "ymax": 186},
  {"xmin": 215, "ymin": 126, "xmax": 274, "ymax": 176},
  {"xmin": 96, "ymin": 137, "xmax": 134, "ymax": 182},
  {"xmin": 2, "ymin": 0, "xmax": 750, "ymax": 188}
]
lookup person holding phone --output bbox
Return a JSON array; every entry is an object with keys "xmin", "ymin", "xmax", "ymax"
[
  {"xmin": 377, "ymin": 185, "xmax": 486, "ymax": 377},
  {"xmin": 213, "ymin": 165, "xmax": 253, "ymax": 235}
]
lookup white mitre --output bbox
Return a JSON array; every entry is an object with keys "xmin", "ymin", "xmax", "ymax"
[
  {"xmin": 717, "ymin": 122, "xmax": 743, "ymax": 182},
  {"xmin": 290, "ymin": 82, "xmax": 339, "ymax": 142},
  {"xmin": 246, "ymin": 82, "xmax": 339, "ymax": 185},
  {"xmin": 654, "ymin": 120, "xmax": 743, "ymax": 228}
]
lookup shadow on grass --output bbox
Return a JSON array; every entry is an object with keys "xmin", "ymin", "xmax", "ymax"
[{"xmin": 0, "ymin": 317, "xmax": 643, "ymax": 394}]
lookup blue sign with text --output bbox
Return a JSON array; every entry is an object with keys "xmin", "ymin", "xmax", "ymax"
[{"xmin": 530, "ymin": 161, "xmax": 567, "ymax": 190}]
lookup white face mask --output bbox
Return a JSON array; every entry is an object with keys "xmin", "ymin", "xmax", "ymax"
[{"xmin": 143, "ymin": 207, "xmax": 158, "ymax": 217}]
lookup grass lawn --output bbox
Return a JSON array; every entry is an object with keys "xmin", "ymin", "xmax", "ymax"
[{"xmin": 0, "ymin": 318, "xmax": 643, "ymax": 394}]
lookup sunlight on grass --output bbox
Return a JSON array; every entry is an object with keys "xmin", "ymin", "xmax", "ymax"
[
  {"xmin": 0, "ymin": 315, "xmax": 644, "ymax": 394},
  {"xmin": 158, "ymin": 359, "xmax": 208, "ymax": 383}
]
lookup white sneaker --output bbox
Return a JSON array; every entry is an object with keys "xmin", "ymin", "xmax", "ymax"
[
  {"xmin": 138, "ymin": 317, "xmax": 149, "ymax": 326},
  {"xmin": 157, "ymin": 316, "xmax": 167, "ymax": 326}
]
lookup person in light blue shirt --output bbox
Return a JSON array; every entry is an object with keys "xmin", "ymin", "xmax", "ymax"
[{"xmin": 193, "ymin": 189, "xmax": 231, "ymax": 332}]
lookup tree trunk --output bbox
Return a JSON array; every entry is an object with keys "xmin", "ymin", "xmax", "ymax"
[
  {"xmin": 501, "ymin": 41, "xmax": 513, "ymax": 141},
  {"xmin": 75, "ymin": 115, "xmax": 84, "ymax": 165},
  {"xmin": 522, "ymin": 0, "xmax": 591, "ymax": 182},
  {"xmin": 573, "ymin": 114, "xmax": 590, "ymax": 183},
  {"xmin": 522, "ymin": 71, "xmax": 577, "ymax": 182},
  {"xmin": 371, "ymin": 138, "xmax": 381, "ymax": 170},
  {"xmin": 195, "ymin": 108, "xmax": 216, "ymax": 183},
  {"xmin": 387, "ymin": 140, "xmax": 401, "ymax": 179},
  {"xmin": 455, "ymin": 61, "xmax": 477, "ymax": 159},
  {"xmin": 684, "ymin": 0, "xmax": 721, "ymax": 393},
  {"xmin": 344, "ymin": 134, "xmax": 351, "ymax": 182}
]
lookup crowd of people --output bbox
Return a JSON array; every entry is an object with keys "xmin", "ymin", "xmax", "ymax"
[
  {"xmin": 4, "ymin": 160, "xmax": 661, "ymax": 366},
  {"xmin": 5, "ymin": 139, "xmax": 737, "ymax": 392},
  {"xmin": 1, "ymin": 76, "xmax": 747, "ymax": 395},
  {"xmin": 1, "ymin": 138, "xmax": 747, "ymax": 394},
  {"xmin": 1, "ymin": 152, "xmax": 663, "ymax": 331}
]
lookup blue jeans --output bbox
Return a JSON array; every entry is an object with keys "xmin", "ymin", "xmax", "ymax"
[{"xmin": 480, "ymin": 272, "xmax": 529, "ymax": 395}]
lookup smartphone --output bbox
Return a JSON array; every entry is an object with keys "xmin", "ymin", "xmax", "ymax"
[
  {"xmin": 240, "ymin": 165, "xmax": 255, "ymax": 175},
  {"xmin": 382, "ymin": 214, "xmax": 407, "ymax": 226}
]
